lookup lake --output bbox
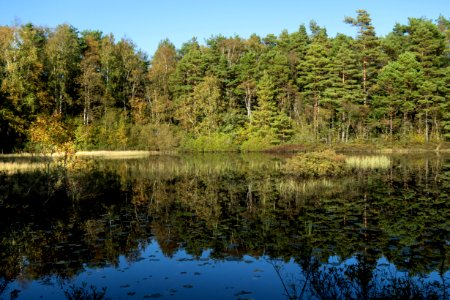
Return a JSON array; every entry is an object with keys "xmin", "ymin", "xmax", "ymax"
[{"xmin": 0, "ymin": 153, "xmax": 449, "ymax": 299}]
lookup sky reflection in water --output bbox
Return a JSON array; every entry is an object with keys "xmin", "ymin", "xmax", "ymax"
[{"xmin": 0, "ymin": 153, "xmax": 448, "ymax": 299}]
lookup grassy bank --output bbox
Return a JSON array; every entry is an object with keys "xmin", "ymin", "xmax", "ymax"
[{"xmin": 3, "ymin": 140, "xmax": 450, "ymax": 158}]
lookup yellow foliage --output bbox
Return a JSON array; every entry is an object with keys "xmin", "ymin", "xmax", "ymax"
[{"xmin": 28, "ymin": 114, "xmax": 74, "ymax": 156}]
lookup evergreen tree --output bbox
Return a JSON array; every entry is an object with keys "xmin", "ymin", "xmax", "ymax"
[
  {"xmin": 344, "ymin": 10, "xmax": 380, "ymax": 106},
  {"xmin": 297, "ymin": 22, "xmax": 332, "ymax": 140},
  {"xmin": 375, "ymin": 52, "xmax": 424, "ymax": 138},
  {"xmin": 245, "ymin": 72, "xmax": 293, "ymax": 144},
  {"xmin": 170, "ymin": 38, "xmax": 206, "ymax": 98},
  {"xmin": 236, "ymin": 48, "xmax": 259, "ymax": 120},
  {"xmin": 325, "ymin": 34, "xmax": 361, "ymax": 142}
]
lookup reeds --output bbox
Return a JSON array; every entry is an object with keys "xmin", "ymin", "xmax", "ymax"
[
  {"xmin": 345, "ymin": 155, "xmax": 391, "ymax": 170},
  {"xmin": 75, "ymin": 150, "xmax": 155, "ymax": 159}
]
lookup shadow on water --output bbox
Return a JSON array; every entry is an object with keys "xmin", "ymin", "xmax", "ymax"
[{"xmin": 0, "ymin": 153, "xmax": 448, "ymax": 299}]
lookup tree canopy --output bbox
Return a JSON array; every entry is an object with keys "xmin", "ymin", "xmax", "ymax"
[{"xmin": 0, "ymin": 11, "xmax": 449, "ymax": 152}]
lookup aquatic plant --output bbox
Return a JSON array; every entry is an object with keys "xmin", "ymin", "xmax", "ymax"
[{"xmin": 345, "ymin": 155, "xmax": 391, "ymax": 170}]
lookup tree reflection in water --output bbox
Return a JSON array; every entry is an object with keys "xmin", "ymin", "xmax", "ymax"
[{"xmin": 0, "ymin": 153, "xmax": 448, "ymax": 299}]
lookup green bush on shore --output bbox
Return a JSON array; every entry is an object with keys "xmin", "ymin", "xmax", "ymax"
[{"xmin": 240, "ymin": 134, "xmax": 276, "ymax": 152}]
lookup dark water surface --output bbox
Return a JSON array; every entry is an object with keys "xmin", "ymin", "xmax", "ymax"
[{"xmin": 0, "ymin": 153, "xmax": 448, "ymax": 299}]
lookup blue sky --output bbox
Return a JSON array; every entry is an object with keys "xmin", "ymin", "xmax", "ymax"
[{"xmin": 1, "ymin": 0, "xmax": 448, "ymax": 56}]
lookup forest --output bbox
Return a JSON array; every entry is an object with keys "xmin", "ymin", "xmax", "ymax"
[{"xmin": 0, "ymin": 10, "xmax": 449, "ymax": 153}]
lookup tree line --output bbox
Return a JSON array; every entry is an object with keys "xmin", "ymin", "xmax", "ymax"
[{"xmin": 1, "ymin": 10, "xmax": 449, "ymax": 152}]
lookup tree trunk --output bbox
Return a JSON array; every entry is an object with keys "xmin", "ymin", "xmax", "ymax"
[
  {"xmin": 313, "ymin": 94, "xmax": 319, "ymax": 141},
  {"xmin": 346, "ymin": 118, "xmax": 351, "ymax": 143},
  {"xmin": 363, "ymin": 58, "xmax": 367, "ymax": 106},
  {"xmin": 403, "ymin": 111, "xmax": 408, "ymax": 137},
  {"xmin": 245, "ymin": 86, "xmax": 252, "ymax": 121},
  {"xmin": 433, "ymin": 114, "xmax": 439, "ymax": 141},
  {"xmin": 389, "ymin": 111, "xmax": 393, "ymax": 140}
]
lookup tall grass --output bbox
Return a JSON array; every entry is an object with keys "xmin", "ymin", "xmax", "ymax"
[
  {"xmin": 345, "ymin": 155, "xmax": 391, "ymax": 170},
  {"xmin": 75, "ymin": 150, "xmax": 157, "ymax": 159}
]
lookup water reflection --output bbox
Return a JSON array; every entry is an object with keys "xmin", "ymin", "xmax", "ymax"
[{"xmin": 0, "ymin": 153, "xmax": 448, "ymax": 299}]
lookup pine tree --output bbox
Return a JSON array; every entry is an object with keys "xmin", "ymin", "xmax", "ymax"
[
  {"xmin": 325, "ymin": 34, "xmax": 361, "ymax": 142},
  {"xmin": 344, "ymin": 10, "xmax": 380, "ymax": 106},
  {"xmin": 376, "ymin": 52, "xmax": 424, "ymax": 138},
  {"xmin": 170, "ymin": 38, "xmax": 206, "ymax": 98},
  {"xmin": 297, "ymin": 22, "xmax": 332, "ymax": 140},
  {"xmin": 247, "ymin": 72, "xmax": 293, "ymax": 143}
]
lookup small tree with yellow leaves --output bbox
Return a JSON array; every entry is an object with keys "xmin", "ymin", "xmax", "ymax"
[{"xmin": 28, "ymin": 114, "xmax": 75, "ymax": 165}]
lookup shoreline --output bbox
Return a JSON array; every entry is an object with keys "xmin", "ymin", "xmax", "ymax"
[{"xmin": 1, "ymin": 142, "xmax": 450, "ymax": 157}]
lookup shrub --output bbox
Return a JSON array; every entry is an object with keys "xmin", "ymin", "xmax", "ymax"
[
  {"xmin": 28, "ymin": 114, "xmax": 75, "ymax": 156},
  {"xmin": 240, "ymin": 133, "xmax": 277, "ymax": 152},
  {"xmin": 282, "ymin": 150, "xmax": 347, "ymax": 177}
]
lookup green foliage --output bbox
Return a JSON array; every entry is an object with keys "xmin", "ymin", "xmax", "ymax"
[
  {"xmin": 74, "ymin": 112, "xmax": 180, "ymax": 151},
  {"xmin": 240, "ymin": 133, "xmax": 277, "ymax": 152},
  {"xmin": 45, "ymin": 24, "xmax": 81, "ymax": 114},
  {"xmin": 74, "ymin": 122, "xmax": 97, "ymax": 150},
  {"xmin": 128, "ymin": 123, "xmax": 180, "ymax": 150},
  {"xmin": 1, "ymin": 13, "xmax": 449, "ymax": 154},
  {"xmin": 241, "ymin": 73, "xmax": 294, "ymax": 146},
  {"xmin": 282, "ymin": 150, "xmax": 347, "ymax": 177},
  {"xmin": 174, "ymin": 75, "xmax": 223, "ymax": 136},
  {"xmin": 181, "ymin": 133, "xmax": 238, "ymax": 152}
]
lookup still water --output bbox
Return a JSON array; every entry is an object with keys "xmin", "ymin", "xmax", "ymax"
[{"xmin": 0, "ymin": 153, "xmax": 448, "ymax": 299}]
